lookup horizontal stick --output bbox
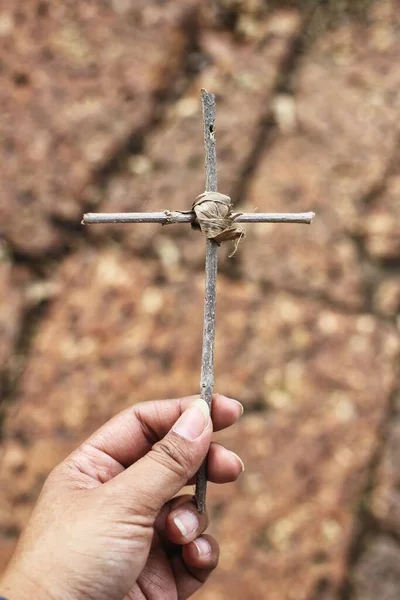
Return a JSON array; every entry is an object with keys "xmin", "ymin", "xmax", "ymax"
[{"xmin": 82, "ymin": 211, "xmax": 315, "ymax": 225}]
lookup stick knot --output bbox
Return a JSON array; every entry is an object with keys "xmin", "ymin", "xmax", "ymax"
[{"xmin": 192, "ymin": 191, "xmax": 245, "ymax": 256}]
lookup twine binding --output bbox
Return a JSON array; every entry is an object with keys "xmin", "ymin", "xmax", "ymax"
[{"xmin": 191, "ymin": 191, "xmax": 245, "ymax": 256}]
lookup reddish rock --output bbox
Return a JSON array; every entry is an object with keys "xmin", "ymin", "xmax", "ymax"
[
  {"xmin": 0, "ymin": 245, "xmax": 398, "ymax": 598},
  {"xmin": 1, "ymin": 2, "xmax": 400, "ymax": 599},
  {"xmin": 240, "ymin": 134, "xmax": 365, "ymax": 308},
  {"xmin": 200, "ymin": 317, "xmax": 399, "ymax": 599},
  {"xmin": 370, "ymin": 393, "xmax": 400, "ymax": 537},
  {"xmin": 0, "ymin": 0, "xmax": 200, "ymax": 256},
  {"xmin": 352, "ymin": 537, "xmax": 400, "ymax": 600},
  {"xmin": 373, "ymin": 276, "xmax": 400, "ymax": 317},
  {"xmin": 360, "ymin": 176, "xmax": 400, "ymax": 261},
  {"xmin": 0, "ymin": 245, "xmax": 23, "ymax": 374},
  {"xmin": 240, "ymin": 3, "xmax": 400, "ymax": 309}
]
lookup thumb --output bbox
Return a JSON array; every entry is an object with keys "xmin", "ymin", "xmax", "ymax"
[{"xmin": 110, "ymin": 399, "xmax": 212, "ymax": 518}]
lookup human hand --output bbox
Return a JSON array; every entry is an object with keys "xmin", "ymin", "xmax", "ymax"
[{"xmin": 0, "ymin": 394, "xmax": 244, "ymax": 600}]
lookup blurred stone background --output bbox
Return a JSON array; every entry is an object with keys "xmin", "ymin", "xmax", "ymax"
[{"xmin": 0, "ymin": 1, "xmax": 400, "ymax": 598}]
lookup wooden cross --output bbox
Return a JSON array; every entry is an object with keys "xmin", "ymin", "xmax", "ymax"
[{"xmin": 82, "ymin": 89, "xmax": 314, "ymax": 513}]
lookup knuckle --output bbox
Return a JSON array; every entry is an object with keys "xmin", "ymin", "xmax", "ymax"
[{"xmin": 150, "ymin": 436, "xmax": 193, "ymax": 482}]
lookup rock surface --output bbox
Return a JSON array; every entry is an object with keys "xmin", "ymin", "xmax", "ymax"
[
  {"xmin": 352, "ymin": 537, "xmax": 400, "ymax": 600},
  {"xmin": 0, "ymin": 0, "xmax": 200, "ymax": 255},
  {"xmin": 0, "ymin": 245, "xmax": 24, "ymax": 379},
  {"xmin": 1, "ymin": 1, "xmax": 400, "ymax": 599}
]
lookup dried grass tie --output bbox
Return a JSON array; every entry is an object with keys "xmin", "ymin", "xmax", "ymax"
[{"xmin": 192, "ymin": 191, "xmax": 245, "ymax": 256}]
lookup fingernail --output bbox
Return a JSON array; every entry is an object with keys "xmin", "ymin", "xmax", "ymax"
[
  {"xmin": 173, "ymin": 399, "xmax": 210, "ymax": 441},
  {"xmin": 173, "ymin": 510, "xmax": 199, "ymax": 537},
  {"xmin": 232, "ymin": 451, "xmax": 245, "ymax": 473},
  {"xmin": 232, "ymin": 399, "xmax": 244, "ymax": 416},
  {"xmin": 194, "ymin": 537, "xmax": 211, "ymax": 557}
]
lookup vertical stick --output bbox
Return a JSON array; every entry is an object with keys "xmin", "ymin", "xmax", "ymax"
[{"xmin": 195, "ymin": 89, "xmax": 219, "ymax": 514}]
